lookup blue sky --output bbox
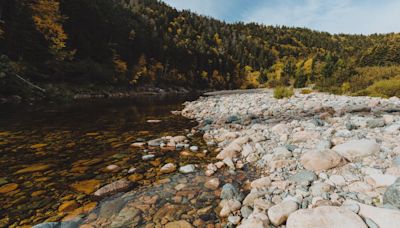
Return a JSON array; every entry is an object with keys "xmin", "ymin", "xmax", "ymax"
[{"xmin": 161, "ymin": 0, "xmax": 400, "ymax": 34}]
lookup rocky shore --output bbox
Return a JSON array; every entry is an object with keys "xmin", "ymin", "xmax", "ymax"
[{"xmin": 180, "ymin": 90, "xmax": 400, "ymax": 227}]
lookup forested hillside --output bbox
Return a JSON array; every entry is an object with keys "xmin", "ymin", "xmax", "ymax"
[{"xmin": 1, "ymin": 0, "xmax": 400, "ymax": 100}]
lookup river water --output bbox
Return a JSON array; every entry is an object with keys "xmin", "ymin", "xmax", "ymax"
[
  {"xmin": 0, "ymin": 95, "xmax": 208, "ymax": 226},
  {"xmin": 0, "ymin": 95, "xmax": 257, "ymax": 227}
]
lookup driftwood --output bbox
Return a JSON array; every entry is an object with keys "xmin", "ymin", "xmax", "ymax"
[{"xmin": 14, "ymin": 74, "xmax": 46, "ymax": 93}]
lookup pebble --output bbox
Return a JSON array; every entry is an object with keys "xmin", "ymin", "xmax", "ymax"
[{"xmin": 179, "ymin": 164, "xmax": 196, "ymax": 174}]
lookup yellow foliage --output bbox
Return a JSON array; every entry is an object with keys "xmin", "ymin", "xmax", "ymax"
[
  {"xmin": 274, "ymin": 87, "xmax": 294, "ymax": 99},
  {"xmin": 300, "ymin": 89, "xmax": 313, "ymax": 94},
  {"xmin": 303, "ymin": 58, "xmax": 314, "ymax": 75},
  {"xmin": 30, "ymin": 0, "xmax": 69, "ymax": 60},
  {"xmin": 364, "ymin": 77, "xmax": 400, "ymax": 98},
  {"xmin": 214, "ymin": 33, "xmax": 222, "ymax": 46},
  {"xmin": 341, "ymin": 82, "xmax": 351, "ymax": 94}
]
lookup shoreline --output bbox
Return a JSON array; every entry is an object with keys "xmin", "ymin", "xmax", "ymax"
[{"xmin": 181, "ymin": 89, "xmax": 400, "ymax": 227}]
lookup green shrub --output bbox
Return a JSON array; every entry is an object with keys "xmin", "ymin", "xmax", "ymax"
[
  {"xmin": 274, "ymin": 86, "xmax": 294, "ymax": 99},
  {"xmin": 300, "ymin": 89, "xmax": 313, "ymax": 94},
  {"xmin": 364, "ymin": 78, "xmax": 400, "ymax": 98}
]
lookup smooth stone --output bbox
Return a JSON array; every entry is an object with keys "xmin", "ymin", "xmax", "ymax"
[
  {"xmin": 204, "ymin": 178, "xmax": 220, "ymax": 190},
  {"xmin": 142, "ymin": 154, "xmax": 155, "ymax": 161},
  {"xmin": 238, "ymin": 217, "xmax": 268, "ymax": 228},
  {"xmin": 267, "ymin": 200, "xmax": 299, "ymax": 226},
  {"xmin": 345, "ymin": 200, "xmax": 400, "ymax": 228},
  {"xmin": 329, "ymin": 175, "xmax": 346, "ymax": 186},
  {"xmin": 146, "ymin": 119, "xmax": 162, "ymax": 123},
  {"xmin": 131, "ymin": 142, "xmax": 146, "ymax": 147},
  {"xmin": 179, "ymin": 164, "xmax": 196, "ymax": 174},
  {"xmin": 332, "ymin": 139, "xmax": 379, "ymax": 162},
  {"xmin": 110, "ymin": 205, "xmax": 141, "ymax": 228},
  {"xmin": 58, "ymin": 200, "xmax": 79, "ymax": 213},
  {"xmin": 0, "ymin": 183, "xmax": 18, "ymax": 194},
  {"xmin": 365, "ymin": 174, "xmax": 397, "ymax": 188},
  {"xmin": 160, "ymin": 163, "xmax": 177, "ymax": 174},
  {"xmin": 93, "ymin": 179, "xmax": 131, "ymax": 197},
  {"xmin": 99, "ymin": 198, "xmax": 126, "ymax": 218},
  {"xmin": 250, "ymin": 176, "xmax": 272, "ymax": 189},
  {"xmin": 189, "ymin": 146, "xmax": 199, "ymax": 152},
  {"xmin": 106, "ymin": 164, "xmax": 120, "ymax": 172},
  {"xmin": 15, "ymin": 164, "xmax": 51, "ymax": 174},
  {"xmin": 220, "ymin": 199, "xmax": 242, "ymax": 217},
  {"xmin": 286, "ymin": 206, "xmax": 367, "ymax": 228},
  {"xmin": 148, "ymin": 139, "xmax": 163, "ymax": 147},
  {"xmin": 128, "ymin": 173, "xmax": 144, "ymax": 182},
  {"xmin": 165, "ymin": 220, "xmax": 193, "ymax": 228},
  {"xmin": 300, "ymin": 150, "xmax": 342, "ymax": 171},
  {"xmin": 216, "ymin": 142, "xmax": 241, "ymax": 160},
  {"xmin": 310, "ymin": 182, "xmax": 332, "ymax": 197},
  {"xmin": 241, "ymin": 206, "xmax": 253, "ymax": 219},
  {"xmin": 228, "ymin": 215, "xmax": 241, "ymax": 225},
  {"xmin": 70, "ymin": 179, "xmax": 101, "ymax": 194},
  {"xmin": 289, "ymin": 170, "xmax": 317, "ymax": 185},
  {"xmin": 366, "ymin": 119, "xmax": 385, "ymax": 128},
  {"xmin": 221, "ymin": 183, "xmax": 242, "ymax": 201},
  {"xmin": 341, "ymin": 202, "xmax": 360, "ymax": 214}
]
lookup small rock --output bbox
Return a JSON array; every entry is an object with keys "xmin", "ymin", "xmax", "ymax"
[
  {"xmin": 58, "ymin": 200, "xmax": 79, "ymax": 212},
  {"xmin": 366, "ymin": 119, "xmax": 385, "ymax": 128},
  {"xmin": 267, "ymin": 200, "xmax": 299, "ymax": 226},
  {"xmin": 221, "ymin": 183, "xmax": 242, "ymax": 201},
  {"xmin": 332, "ymin": 139, "xmax": 379, "ymax": 162},
  {"xmin": 228, "ymin": 215, "xmax": 241, "ymax": 225},
  {"xmin": 289, "ymin": 170, "xmax": 317, "ymax": 185},
  {"xmin": 204, "ymin": 178, "xmax": 220, "ymax": 190},
  {"xmin": 142, "ymin": 154, "xmax": 155, "ymax": 161},
  {"xmin": 0, "ymin": 183, "xmax": 18, "ymax": 194},
  {"xmin": 250, "ymin": 177, "xmax": 272, "ymax": 189},
  {"xmin": 190, "ymin": 146, "xmax": 199, "ymax": 152},
  {"xmin": 147, "ymin": 119, "xmax": 162, "ymax": 123},
  {"xmin": 160, "ymin": 163, "xmax": 177, "ymax": 174},
  {"xmin": 300, "ymin": 150, "xmax": 342, "ymax": 171},
  {"xmin": 106, "ymin": 165, "xmax": 120, "ymax": 172},
  {"xmin": 94, "ymin": 179, "xmax": 131, "ymax": 197},
  {"xmin": 165, "ymin": 220, "xmax": 193, "ymax": 228},
  {"xmin": 179, "ymin": 164, "xmax": 196, "ymax": 174}
]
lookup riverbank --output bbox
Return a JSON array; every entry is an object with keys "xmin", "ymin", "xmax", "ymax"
[
  {"xmin": 181, "ymin": 89, "xmax": 400, "ymax": 227},
  {"xmin": 0, "ymin": 83, "xmax": 204, "ymax": 105}
]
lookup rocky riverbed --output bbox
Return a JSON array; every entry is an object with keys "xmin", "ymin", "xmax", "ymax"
[
  {"xmin": 178, "ymin": 90, "xmax": 400, "ymax": 227},
  {"xmin": 27, "ymin": 90, "xmax": 400, "ymax": 227}
]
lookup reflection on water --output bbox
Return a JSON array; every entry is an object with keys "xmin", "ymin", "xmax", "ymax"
[{"xmin": 0, "ymin": 94, "xmax": 218, "ymax": 227}]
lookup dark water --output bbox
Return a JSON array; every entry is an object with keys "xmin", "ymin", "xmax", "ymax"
[{"xmin": 0, "ymin": 94, "xmax": 214, "ymax": 227}]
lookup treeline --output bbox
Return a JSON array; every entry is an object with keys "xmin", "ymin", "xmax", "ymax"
[{"xmin": 1, "ymin": 0, "xmax": 400, "ymax": 98}]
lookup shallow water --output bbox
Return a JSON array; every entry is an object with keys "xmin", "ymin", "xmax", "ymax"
[{"xmin": 0, "ymin": 94, "xmax": 224, "ymax": 227}]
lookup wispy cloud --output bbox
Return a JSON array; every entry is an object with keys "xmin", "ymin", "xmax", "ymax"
[{"xmin": 161, "ymin": 0, "xmax": 400, "ymax": 34}]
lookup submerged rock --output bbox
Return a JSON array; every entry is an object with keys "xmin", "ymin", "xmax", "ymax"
[
  {"xmin": 94, "ymin": 179, "xmax": 131, "ymax": 197},
  {"xmin": 0, "ymin": 183, "xmax": 18, "ymax": 194},
  {"xmin": 160, "ymin": 163, "xmax": 177, "ymax": 174},
  {"xmin": 70, "ymin": 179, "xmax": 101, "ymax": 194}
]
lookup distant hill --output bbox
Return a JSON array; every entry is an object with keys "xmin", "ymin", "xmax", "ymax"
[{"xmin": 1, "ymin": 0, "xmax": 399, "ymax": 98}]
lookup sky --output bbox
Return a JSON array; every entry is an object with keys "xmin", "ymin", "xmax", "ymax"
[{"xmin": 161, "ymin": 0, "xmax": 400, "ymax": 35}]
